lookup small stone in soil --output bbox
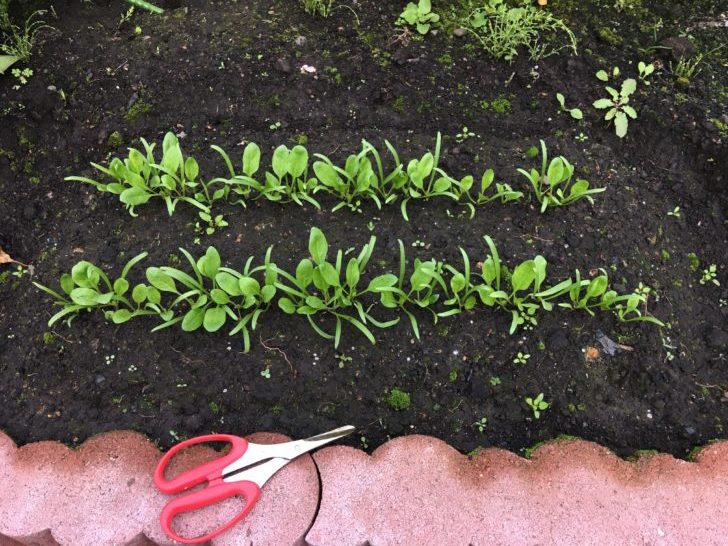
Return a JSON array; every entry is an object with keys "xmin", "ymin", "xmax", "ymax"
[
  {"xmin": 660, "ymin": 36, "xmax": 696, "ymax": 61},
  {"xmin": 547, "ymin": 329, "xmax": 569, "ymax": 351},
  {"xmin": 183, "ymin": 414, "xmax": 203, "ymax": 431},
  {"xmin": 705, "ymin": 327, "xmax": 728, "ymax": 351},
  {"xmin": 275, "ymin": 58, "xmax": 292, "ymax": 74},
  {"xmin": 22, "ymin": 204, "xmax": 36, "ymax": 220}
]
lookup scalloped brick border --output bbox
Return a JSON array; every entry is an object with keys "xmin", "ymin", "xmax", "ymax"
[{"xmin": 1, "ymin": 431, "xmax": 726, "ymax": 545}]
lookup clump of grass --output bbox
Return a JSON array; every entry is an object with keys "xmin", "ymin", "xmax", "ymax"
[
  {"xmin": 300, "ymin": 0, "xmax": 335, "ymax": 17},
  {"xmin": 1, "ymin": 10, "xmax": 50, "ymax": 61},
  {"xmin": 445, "ymin": 0, "xmax": 576, "ymax": 62}
]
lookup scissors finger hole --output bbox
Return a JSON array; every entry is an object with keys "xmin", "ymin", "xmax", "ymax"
[{"xmin": 170, "ymin": 495, "xmax": 248, "ymax": 540}]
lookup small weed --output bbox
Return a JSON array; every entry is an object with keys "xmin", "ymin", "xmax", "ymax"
[
  {"xmin": 700, "ymin": 265, "xmax": 719, "ymax": 286},
  {"xmin": 387, "ymin": 388, "xmax": 411, "ymax": 411},
  {"xmin": 556, "ymin": 93, "xmax": 583, "ymax": 120},
  {"xmin": 392, "ymin": 96, "xmax": 405, "ymax": 113},
  {"xmin": 637, "ymin": 61, "xmax": 655, "ymax": 85},
  {"xmin": 667, "ymin": 206, "xmax": 681, "ymax": 219},
  {"xmin": 593, "ymin": 76, "xmax": 638, "ymax": 138},
  {"xmin": 513, "ymin": 351, "xmax": 530, "ymax": 365},
  {"xmin": 1, "ymin": 11, "xmax": 50, "ymax": 62},
  {"xmin": 670, "ymin": 54, "xmax": 704, "ymax": 82},
  {"xmin": 490, "ymin": 97, "xmax": 511, "ymax": 114},
  {"xmin": 437, "ymin": 52, "xmax": 453, "ymax": 66},
  {"xmin": 10, "ymin": 67, "xmax": 32, "ymax": 87},
  {"xmin": 398, "ymin": 0, "xmax": 440, "ymax": 35},
  {"xmin": 525, "ymin": 393, "xmax": 549, "ymax": 419},
  {"xmin": 124, "ymin": 100, "xmax": 153, "ymax": 122},
  {"xmin": 301, "ymin": 0, "xmax": 335, "ymax": 17},
  {"xmin": 118, "ymin": 6, "xmax": 135, "ymax": 27},
  {"xmin": 473, "ymin": 416, "xmax": 488, "ymax": 432},
  {"xmin": 451, "ymin": 0, "xmax": 576, "ymax": 62},
  {"xmin": 687, "ymin": 253, "xmax": 700, "ymax": 272},
  {"xmin": 107, "ymin": 131, "xmax": 124, "ymax": 149},
  {"xmin": 335, "ymin": 353, "xmax": 352, "ymax": 368},
  {"xmin": 455, "ymin": 126, "xmax": 476, "ymax": 143}
]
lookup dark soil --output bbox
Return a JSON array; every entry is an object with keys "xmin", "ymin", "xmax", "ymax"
[{"xmin": 1, "ymin": 0, "xmax": 727, "ymax": 458}]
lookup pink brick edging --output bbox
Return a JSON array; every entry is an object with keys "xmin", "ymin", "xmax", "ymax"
[
  {"xmin": 1, "ymin": 430, "xmax": 727, "ymax": 546},
  {"xmin": 309, "ymin": 435, "xmax": 728, "ymax": 546},
  {"xmin": 0, "ymin": 431, "xmax": 318, "ymax": 546}
]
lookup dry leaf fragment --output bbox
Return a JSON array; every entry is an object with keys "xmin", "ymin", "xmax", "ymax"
[
  {"xmin": 585, "ymin": 346, "xmax": 601, "ymax": 362},
  {"xmin": 0, "ymin": 248, "xmax": 27, "ymax": 267}
]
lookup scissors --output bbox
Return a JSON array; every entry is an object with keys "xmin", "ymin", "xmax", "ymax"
[{"xmin": 153, "ymin": 425, "xmax": 355, "ymax": 544}]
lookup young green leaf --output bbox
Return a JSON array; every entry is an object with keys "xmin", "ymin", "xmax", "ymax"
[
  {"xmin": 243, "ymin": 142, "xmax": 261, "ymax": 177},
  {"xmin": 309, "ymin": 227, "xmax": 328, "ymax": 265}
]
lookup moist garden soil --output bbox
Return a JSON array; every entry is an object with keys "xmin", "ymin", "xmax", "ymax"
[{"xmin": 1, "ymin": 0, "xmax": 727, "ymax": 458}]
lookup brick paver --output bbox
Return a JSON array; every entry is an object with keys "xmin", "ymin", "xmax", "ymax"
[
  {"xmin": 1, "ymin": 431, "xmax": 727, "ymax": 545},
  {"xmin": 308, "ymin": 435, "xmax": 728, "ymax": 546},
  {"xmin": 0, "ymin": 431, "xmax": 318, "ymax": 546}
]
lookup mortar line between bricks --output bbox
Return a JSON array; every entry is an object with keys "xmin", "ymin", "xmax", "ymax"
[{"xmin": 301, "ymin": 452, "xmax": 324, "ymax": 546}]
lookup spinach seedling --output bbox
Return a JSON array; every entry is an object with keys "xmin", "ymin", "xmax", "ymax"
[
  {"xmin": 518, "ymin": 140, "xmax": 605, "ymax": 212},
  {"xmin": 369, "ymin": 240, "xmax": 447, "ymax": 340},
  {"xmin": 313, "ymin": 149, "xmax": 381, "ymax": 213},
  {"xmin": 36, "ymin": 231, "xmax": 665, "ymax": 350},
  {"xmin": 275, "ymin": 227, "xmax": 396, "ymax": 348},
  {"xmin": 33, "ymin": 251, "xmax": 155, "ymax": 327},
  {"xmin": 67, "ymin": 133, "xmax": 225, "ymax": 226},
  {"xmin": 461, "ymin": 168, "xmax": 523, "ymax": 218}
]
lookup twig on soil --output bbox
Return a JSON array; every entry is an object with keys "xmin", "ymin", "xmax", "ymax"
[
  {"xmin": 110, "ymin": 60, "xmax": 129, "ymax": 76},
  {"xmin": 50, "ymin": 331, "xmax": 78, "ymax": 344},
  {"xmin": 259, "ymin": 335, "xmax": 297, "ymax": 378},
  {"xmin": 518, "ymin": 232, "xmax": 553, "ymax": 244},
  {"xmin": 170, "ymin": 346, "xmax": 204, "ymax": 365}
]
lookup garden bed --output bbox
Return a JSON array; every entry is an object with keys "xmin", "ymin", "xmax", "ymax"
[{"xmin": 0, "ymin": 0, "xmax": 726, "ymax": 457}]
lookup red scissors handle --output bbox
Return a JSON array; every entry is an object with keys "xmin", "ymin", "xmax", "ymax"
[
  {"xmin": 153, "ymin": 434, "xmax": 248, "ymax": 494},
  {"xmin": 159, "ymin": 479, "xmax": 261, "ymax": 544}
]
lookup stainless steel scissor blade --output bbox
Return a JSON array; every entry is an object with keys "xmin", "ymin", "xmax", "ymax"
[{"xmin": 222, "ymin": 426, "xmax": 355, "ymax": 485}]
